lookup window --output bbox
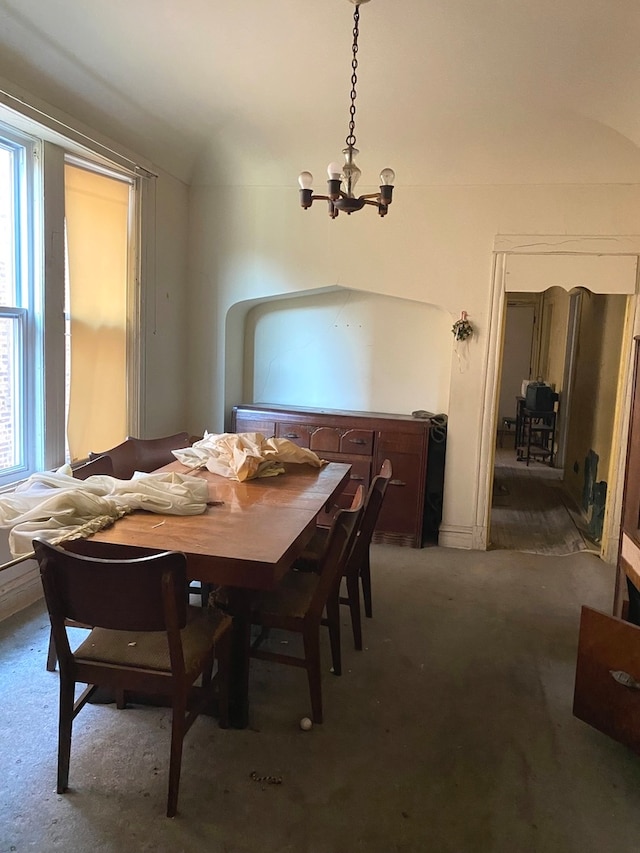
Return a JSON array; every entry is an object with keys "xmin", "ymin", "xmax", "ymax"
[
  {"xmin": 0, "ymin": 126, "xmax": 40, "ymax": 485},
  {"xmin": 0, "ymin": 111, "xmax": 142, "ymax": 487},
  {"xmin": 64, "ymin": 162, "xmax": 131, "ymax": 461}
]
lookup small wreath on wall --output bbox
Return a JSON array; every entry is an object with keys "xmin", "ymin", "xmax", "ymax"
[{"xmin": 452, "ymin": 311, "xmax": 473, "ymax": 341}]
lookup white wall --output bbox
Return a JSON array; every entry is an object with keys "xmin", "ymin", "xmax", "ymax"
[{"xmin": 244, "ymin": 290, "xmax": 450, "ymax": 416}]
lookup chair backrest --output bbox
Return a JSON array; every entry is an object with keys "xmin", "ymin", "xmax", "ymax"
[
  {"xmin": 88, "ymin": 438, "xmax": 138, "ymax": 479},
  {"xmin": 309, "ymin": 486, "xmax": 364, "ymax": 621},
  {"xmin": 88, "ymin": 432, "xmax": 190, "ymax": 478},
  {"xmin": 126, "ymin": 432, "xmax": 191, "ymax": 473},
  {"xmin": 72, "ymin": 455, "xmax": 114, "ymax": 480},
  {"xmin": 345, "ymin": 458, "xmax": 392, "ymax": 577},
  {"xmin": 33, "ymin": 538, "xmax": 188, "ymax": 634}
]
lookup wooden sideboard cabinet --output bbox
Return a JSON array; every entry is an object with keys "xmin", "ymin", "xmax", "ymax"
[{"xmin": 230, "ymin": 403, "xmax": 447, "ymax": 548}]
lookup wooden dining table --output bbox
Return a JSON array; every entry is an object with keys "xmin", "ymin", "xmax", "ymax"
[{"xmin": 86, "ymin": 459, "xmax": 352, "ymax": 728}]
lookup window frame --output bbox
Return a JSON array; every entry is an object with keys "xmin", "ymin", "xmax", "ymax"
[
  {"xmin": 0, "ymin": 110, "xmax": 145, "ymax": 488},
  {"xmin": 0, "ymin": 124, "xmax": 42, "ymax": 486}
]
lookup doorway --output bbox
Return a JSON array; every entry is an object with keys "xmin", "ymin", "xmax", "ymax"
[{"xmin": 490, "ymin": 288, "xmax": 627, "ymax": 557}]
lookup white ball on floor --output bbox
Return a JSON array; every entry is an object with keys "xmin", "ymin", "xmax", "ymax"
[{"xmin": 299, "ymin": 717, "xmax": 313, "ymax": 731}]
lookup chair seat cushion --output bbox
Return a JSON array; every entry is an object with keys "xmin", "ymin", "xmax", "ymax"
[
  {"xmin": 74, "ymin": 606, "xmax": 230, "ymax": 672},
  {"xmin": 250, "ymin": 570, "xmax": 319, "ymax": 621}
]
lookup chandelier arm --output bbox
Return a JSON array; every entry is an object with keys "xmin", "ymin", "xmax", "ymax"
[{"xmin": 359, "ymin": 192, "xmax": 384, "ymax": 200}]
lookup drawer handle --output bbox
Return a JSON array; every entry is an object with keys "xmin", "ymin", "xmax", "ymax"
[
  {"xmin": 349, "ymin": 438, "xmax": 366, "ymax": 445},
  {"xmin": 350, "ymin": 475, "xmax": 364, "ymax": 481},
  {"xmin": 284, "ymin": 433, "xmax": 300, "ymax": 440},
  {"xmin": 389, "ymin": 479, "xmax": 406, "ymax": 487},
  {"xmin": 610, "ymin": 670, "xmax": 640, "ymax": 689}
]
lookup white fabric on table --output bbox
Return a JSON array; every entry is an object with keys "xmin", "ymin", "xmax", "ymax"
[
  {"xmin": 0, "ymin": 468, "xmax": 209, "ymax": 558},
  {"xmin": 173, "ymin": 432, "xmax": 325, "ymax": 482}
]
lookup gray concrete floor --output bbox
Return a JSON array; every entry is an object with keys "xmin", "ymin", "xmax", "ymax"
[{"xmin": 2, "ymin": 544, "xmax": 640, "ymax": 853}]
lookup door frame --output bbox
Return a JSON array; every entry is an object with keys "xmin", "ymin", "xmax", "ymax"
[{"xmin": 475, "ymin": 235, "xmax": 640, "ymax": 562}]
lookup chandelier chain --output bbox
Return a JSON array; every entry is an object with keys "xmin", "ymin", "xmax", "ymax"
[{"xmin": 346, "ymin": 4, "xmax": 360, "ymax": 149}]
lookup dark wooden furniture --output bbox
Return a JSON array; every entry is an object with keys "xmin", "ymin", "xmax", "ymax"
[
  {"xmin": 84, "ymin": 459, "xmax": 351, "ymax": 728},
  {"xmin": 574, "ymin": 337, "xmax": 640, "ymax": 752},
  {"xmin": 515, "ymin": 396, "xmax": 558, "ymax": 466},
  {"xmin": 34, "ymin": 538, "xmax": 232, "ymax": 818},
  {"xmin": 248, "ymin": 487, "xmax": 364, "ymax": 723},
  {"xmin": 45, "ymin": 453, "xmax": 118, "ymax": 672},
  {"xmin": 294, "ymin": 458, "xmax": 393, "ymax": 649},
  {"xmin": 89, "ymin": 431, "xmax": 191, "ymax": 479},
  {"xmin": 72, "ymin": 455, "xmax": 114, "ymax": 479},
  {"xmin": 90, "ymin": 432, "xmax": 207, "ymax": 604},
  {"xmin": 231, "ymin": 404, "xmax": 446, "ymax": 547}
]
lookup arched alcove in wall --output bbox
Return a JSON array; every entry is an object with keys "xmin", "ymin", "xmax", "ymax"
[{"xmin": 224, "ymin": 288, "xmax": 452, "ymax": 420}]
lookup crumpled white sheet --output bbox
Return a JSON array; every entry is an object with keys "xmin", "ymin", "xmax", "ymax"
[
  {"xmin": 0, "ymin": 468, "xmax": 209, "ymax": 558},
  {"xmin": 173, "ymin": 432, "xmax": 325, "ymax": 482}
]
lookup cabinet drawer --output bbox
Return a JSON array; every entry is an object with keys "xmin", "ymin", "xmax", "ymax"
[
  {"xmin": 376, "ymin": 431, "xmax": 426, "ymax": 455},
  {"xmin": 275, "ymin": 422, "xmax": 312, "ymax": 447},
  {"xmin": 309, "ymin": 426, "xmax": 341, "ymax": 453},
  {"xmin": 340, "ymin": 429, "xmax": 374, "ymax": 455},
  {"xmin": 234, "ymin": 416, "xmax": 276, "ymax": 437},
  {"xmin": 574, "ymin": 605, "xmax": 640, "ymax": 755}
]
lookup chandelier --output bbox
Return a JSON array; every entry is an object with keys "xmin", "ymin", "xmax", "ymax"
[{"xmin": 298, "ymin": 0, "xmax": 395, "ymax": 218}]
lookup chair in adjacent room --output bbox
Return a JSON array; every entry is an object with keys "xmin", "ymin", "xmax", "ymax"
[
  {"xmin": 246, "ymin": 486, "xmax": 364, "ymax": 724},
  {"xmin": 294, "ymin": 458, "xmax": 392, "ymax": 649},
  {"xmin": 34, "ymin": 537, "xmax": 231, "ymax": 818}
]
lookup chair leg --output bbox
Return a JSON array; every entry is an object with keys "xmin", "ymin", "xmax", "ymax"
[
  {"xmin": 46, "ymin": 629, "xmax": 58, "ymax": 672},
  {"xmin": 326, "ymin": 590, "xmax": 342, "ymax": 676},
  {"xmin": 302, "ymin": 627, "xmax": 323, "ymax": 724},
  {"xmin": 216, "ymin": 632, "xmax": 231, "ymax": 730},
  {"xmin": 361, "ymin": 551, "xmax": 373, "ymax": 619},
  {"xmin": 57, "ymin": 673, "xmax": 75, "ymax": 793},
  {"xmin": 167, "ymin": 696, "xmax": 187, "ymax": 818},
  {"xmin": 200, "ymin": 583, "xmax": 212, "ymax": 609},
  {"xmin": 346, "ymin": 572, "xmax": 363, "ymax": 651}
]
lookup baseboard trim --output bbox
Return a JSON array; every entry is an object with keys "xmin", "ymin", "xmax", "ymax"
[
  {"xmin": 0, "ymin": 565, "xmax": 42, "ymax": 623},
  {"xmin": 438, "ymin": 525, "xmax": 475, "ymax": 550}
]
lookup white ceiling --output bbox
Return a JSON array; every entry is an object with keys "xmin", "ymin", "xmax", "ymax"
[{"xmin": 1, "ymin": 0, "xmax": 640, "ymax": 185}]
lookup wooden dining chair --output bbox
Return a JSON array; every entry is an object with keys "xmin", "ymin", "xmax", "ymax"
[
  {"xmin": 294, "ymin": 459, "xmax": 392, "ymax": 650},
  {"xmin": 88, "ymin": 431, "xmax": 191, "ymax": 479},
  {"xmin": 72, "ymin": 455, "xmax": 114, "ymax": 479},
  {"xmin": 45, "ymin": 456, "xmax": 117, "ymax": 672},
  {"xmin": 247, "ymin": 486, "xmax": 364, "ymax": 724},
  {"xmin": 125, "ymin": 432, "xmax": 191, "ymax": 472},
  {"xmin": 34, "ymin": 537, "xmax": 231, "ymax": 818},
  {"xmin": 88, "ymin": 432, "xmax": 210, "ymax": 605}
]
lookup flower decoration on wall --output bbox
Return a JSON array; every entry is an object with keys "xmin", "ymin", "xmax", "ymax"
[{"xmin": 452, "ymin": 311, "xmax": 473, "ymax": 342}]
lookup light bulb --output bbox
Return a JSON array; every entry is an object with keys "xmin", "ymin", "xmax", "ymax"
[
  {"xmin": 380, "ymin": 168, "xmax": 395, "ymax": 186},
  {"xmin": 327, "ymin": 162, "xmax": 343, "ymax": 181},
  {"xmin": 298, "ymin": 171, "xmax": 313, "ymax": 190}
]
